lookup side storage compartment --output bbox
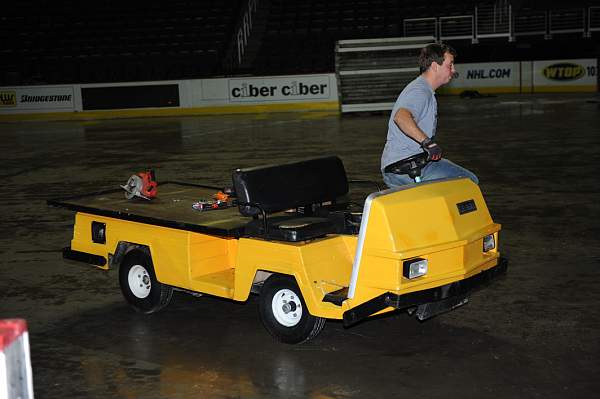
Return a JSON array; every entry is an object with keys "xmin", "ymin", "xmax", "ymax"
[
  {"xmin": 68, "ymin": 213, "xmax": 239, "ymax": 299},
  {"xmin": 186, "ymin": 233, "xmax": 238, "ymax": 299}
]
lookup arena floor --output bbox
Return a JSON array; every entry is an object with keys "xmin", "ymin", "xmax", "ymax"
[{"xmin": 1, "ymin": 93, "xmax": 599, "ymax": 398}]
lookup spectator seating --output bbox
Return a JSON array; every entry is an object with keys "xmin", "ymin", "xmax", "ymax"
[
  {"xmin": 246, "ymin": 0, "xmax": 480, "ymax": 76},
  {"xmin": 2, "ymin": 0, "xmax": 596, "ymax": 85},
  {"xmin": 1, "ymin": 0, "xmax": 242, "ymax": 85}
]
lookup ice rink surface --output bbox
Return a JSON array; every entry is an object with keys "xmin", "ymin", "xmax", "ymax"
[{"xmin": 1, "ymin": 93, "xmax": 599, "ymax": 398}]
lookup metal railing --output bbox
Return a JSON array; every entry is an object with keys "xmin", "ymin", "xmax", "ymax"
[
  {"xmin": 550, "ymin": 8, "xmax": 585, "ymax": 35},
  {"xmin": 440, "ymin": 15, "xmax": 473, "ymax": 41},
  {"xmin": 403, "ymin": 5, "xmax": 598, "ymax": 42},
  {"xmin": 403, "ymin": 17, "xmax": 437, "ymax": 38},
  {"xmin": 590, "ymin": 7, "xmax": 600, "ymax": 32},
  {"xmin": 513, "ymin": 10, "xmax": 547, "ymax": 37},
  {"xmin": 476, "ymin": 3, "xmax": 511, "ymax": 38}
]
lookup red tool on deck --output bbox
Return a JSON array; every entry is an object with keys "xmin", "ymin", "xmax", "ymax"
[{"xmin": 121, "ymin": 170, "xmax": 158, "ymax": 200}]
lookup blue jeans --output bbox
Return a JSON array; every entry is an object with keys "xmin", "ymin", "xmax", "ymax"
[{"xmin": 382, "ymin": 159, "xmax": 479, "ymax": 188}]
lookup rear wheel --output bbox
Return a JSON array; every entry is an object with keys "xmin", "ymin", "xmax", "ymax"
[
  {"xmin": 119, "ymin": 249, "xmax": 173, "ymax": 314},
  {"xmin": 258, "ymin": 275, "xmax": 325, "ymax": 344}
]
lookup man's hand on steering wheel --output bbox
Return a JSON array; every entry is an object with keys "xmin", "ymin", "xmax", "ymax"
[{"xmin": 421, "ymin": 137, "xmax": 442, "ymax": 161}]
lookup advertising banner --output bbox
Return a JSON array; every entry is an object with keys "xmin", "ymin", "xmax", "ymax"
[
  {"xmin": 533, "ymin": 59, "xmax": 597, "ymax": 92},
  {"xmin": 442, "ymin": 62, "xmax": 521, "ymax": 94},
  {"xmin": 1, "ymin": 74, "xmax": 339, "ymax": 118},
  {"xmin": 0, "ymin": 86, "xmax": 75, "ymax": 112},
  {"xmin": 81, "ymin": 84, "xmax": 180, "ymax": 110},
  {"xmin": 227, "ymin": 75, "xmax": 333, "ymax": 103}
]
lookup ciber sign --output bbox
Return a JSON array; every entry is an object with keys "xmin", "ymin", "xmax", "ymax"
[{"xmin": 229, "ymin": 76, "xmax": 331, "ymax": 102}]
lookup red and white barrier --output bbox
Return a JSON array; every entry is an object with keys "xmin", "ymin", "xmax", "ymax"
[{"xmin": 0, "ymin": 319, "xmax": 34, "ymax": 399}]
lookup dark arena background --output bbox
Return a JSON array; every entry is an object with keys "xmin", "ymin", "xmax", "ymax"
[{"xmin": 1, "ymin": 1, "xmax": 599, "ymax": 398}]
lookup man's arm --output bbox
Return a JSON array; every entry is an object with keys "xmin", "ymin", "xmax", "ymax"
[
  {"xmin": 393, "ymin": 108, "xmax": 442, "ymax": 161},
  {"xmin": 393, "ymin": 107, "xmax": 428, "ymax": 143}
]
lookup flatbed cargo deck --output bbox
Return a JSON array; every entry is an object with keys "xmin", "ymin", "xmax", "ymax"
[{"xmin": 49, "ymin": 182, "xmax": 251, "ymax": 237}]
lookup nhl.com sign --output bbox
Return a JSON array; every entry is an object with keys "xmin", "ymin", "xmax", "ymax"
[{"xmin": 228, "ymin": 75, "xmax": 331, "ymax": 102}]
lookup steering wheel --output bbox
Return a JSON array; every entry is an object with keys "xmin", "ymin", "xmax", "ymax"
[{"xmin": 386, "ymin": 152, "xmax": 430, "ymax": 179}]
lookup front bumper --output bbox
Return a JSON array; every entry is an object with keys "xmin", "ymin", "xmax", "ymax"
[{"xmin": 343, "ymin": 257, "xmax": 508, "ymax": 327}]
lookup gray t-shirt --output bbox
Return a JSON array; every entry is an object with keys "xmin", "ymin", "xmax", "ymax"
[{"xmin": 381, "ymin": 75, "xmax": 437, "ymax": 171}]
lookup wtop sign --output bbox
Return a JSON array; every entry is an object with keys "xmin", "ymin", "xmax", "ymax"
[{"xmin": 228, "ymin": 75, "xmax": 331, "ymax": 102}]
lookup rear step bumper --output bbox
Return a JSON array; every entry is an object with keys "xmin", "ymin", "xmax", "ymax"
[
  {"xmin": 343, "ymin": 257, "xmax": 508, "ymax": 327},
  {"xmin": 62, "ymin": 247, "xmax": 107, "ymax": 267}
]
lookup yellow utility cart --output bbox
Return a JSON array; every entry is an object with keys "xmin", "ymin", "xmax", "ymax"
[{"xmin": 49, "ymin": 156, "xmax": 507, "ymax": 344}]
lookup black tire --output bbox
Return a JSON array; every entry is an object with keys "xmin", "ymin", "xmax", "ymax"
[
  {"xmin": 119, "ymin": 249, "xmax": 173, "ymax": 314},
  {"xmin": 258, "ymin": 275, "xmax": 326, "ymax": 344}
]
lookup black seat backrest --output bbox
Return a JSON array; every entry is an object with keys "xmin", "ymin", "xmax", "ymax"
[{"xmin": 232, "ymin": 156, "xmax": 349, "ymax": 217}]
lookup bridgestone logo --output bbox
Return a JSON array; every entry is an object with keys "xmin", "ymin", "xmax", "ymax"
[{"xmin": 20, "ymin": 94, "xmax": 73, "ymax": 103}]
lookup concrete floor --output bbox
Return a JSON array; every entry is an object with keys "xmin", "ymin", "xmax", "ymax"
[{"xmin": 1, "ymin": 93, "xmax": 599, "ymax": 398}]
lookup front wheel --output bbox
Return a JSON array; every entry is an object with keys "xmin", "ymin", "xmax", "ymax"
[
  {"xmin": 258, "ymin": 275, "xmax": 325, "ymax": 344},
  {"xmin": 119, "ymin": 249, "xmax": 173, "ymax": 314}
]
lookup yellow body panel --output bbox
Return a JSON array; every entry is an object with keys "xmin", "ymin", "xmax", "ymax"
[
  {"xmin": 71, "ymin": 213, "xmax": 238, "ymax": 298},
  {"xmin": 69, "ymin": 177, "xmax": 501, "ymax": 321},
  {"xmin": 344, "ymin": 178, "xmax": 501, "ymax": 312},
  {"xmin": 233, "ymin": 236, "xmax": 354, "ymax": 319}
]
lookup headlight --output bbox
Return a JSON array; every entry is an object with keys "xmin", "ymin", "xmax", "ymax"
[
  {"xmin": 403, "ymin": 258, "xmax": 428, "ymax": 279},
  {"xmin": 483, "ymin": 234, "xmax": 495, "ymax": 252}
]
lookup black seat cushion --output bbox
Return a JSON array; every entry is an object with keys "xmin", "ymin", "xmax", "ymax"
[
  {"xmin": 244, "ymin": 216, "xmax": 338, "ymax": 242},
  {"xmin": 232, "ymin": 156, "xmax": 349, "ymax": 217}
]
